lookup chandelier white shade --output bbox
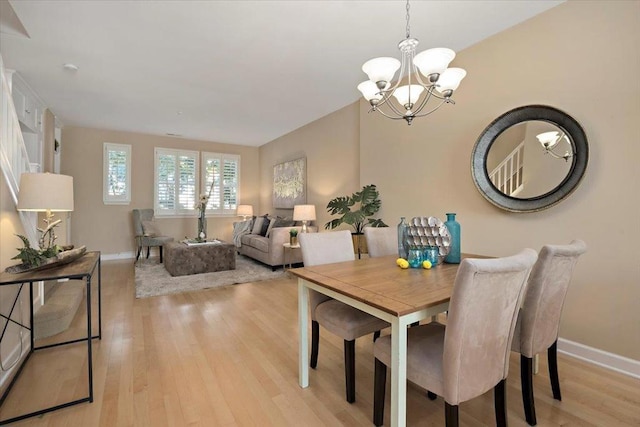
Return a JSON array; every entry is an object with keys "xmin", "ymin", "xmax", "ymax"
[
  {"xmin": 357, "ymin": 0, "xmax": 466, "ymax": 125},
  {"xmin": 536, "ymin": 131, "xmax": 574, "ymax": 161}
]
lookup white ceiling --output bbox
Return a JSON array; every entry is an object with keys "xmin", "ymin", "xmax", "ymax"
[{"xmin": 0, "ymin": 0, "xmax": 563, "ymax": 147}]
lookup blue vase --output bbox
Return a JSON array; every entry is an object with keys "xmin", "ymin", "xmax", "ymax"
[
  {"xmin": 444, "ymin": 213, "xmax": 461, "ymax": 264},
  {"xmin": 397, "ymin": 217, "xmax": 408, "ymax": 259}
]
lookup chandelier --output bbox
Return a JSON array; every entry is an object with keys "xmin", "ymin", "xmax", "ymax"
[
  {"xmin": 357, "ymin": 0, "xmax": 466, "ymax": 125},
  {"xmin": 536, "ymin": 131, "xmax": 574, "ymax": 161}
]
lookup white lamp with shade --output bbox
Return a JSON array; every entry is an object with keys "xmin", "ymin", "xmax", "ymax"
[
  {"xmin": 237, "ymin": 204, "xmax": 253, "ymax": 221},
  {"xmin": 17, "ymin": 173, "xmax": 74, "ymax": 250},
  {"xmin": 293, "ymin": 204, "xmax": 316, "ymax": 234}
]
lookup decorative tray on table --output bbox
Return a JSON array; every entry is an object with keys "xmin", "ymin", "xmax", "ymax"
[
  {"xmin": 406, "ymin": 217, "xmax": 451, "ymax": 264},
  {"xmin": 4, "ymin": 246, "xmax": 87, "ymax": 274}
]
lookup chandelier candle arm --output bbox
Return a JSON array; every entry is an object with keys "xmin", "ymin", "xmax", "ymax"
[
  {"xmin": 536, "ymin": 131, "xmax": 574, "ymax": 161},
  {"xmin": 357, "ymin": 0, "xmax": 466, "ymax": 125}
]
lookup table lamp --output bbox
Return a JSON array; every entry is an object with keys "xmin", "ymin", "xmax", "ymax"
[
  {"xmin": 293, "ymin": 204, "xmax": 316, "ymax": 233},
  {"xmin": 237, "ymin": 204, "xmax": 253, "ymax": 221},
  {"xmin": 17, "ymin": 173, "xmax": 74, "ymax": 250}
]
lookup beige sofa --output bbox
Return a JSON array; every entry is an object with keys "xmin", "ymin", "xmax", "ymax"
[{"xmin": 239, "ymin": 225, "xmax": 317, "ymax": 270}]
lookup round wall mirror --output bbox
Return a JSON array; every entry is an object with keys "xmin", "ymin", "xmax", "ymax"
[{"xmin": 471, "ymin": 105, "xmax": 588, "ymax": 212}]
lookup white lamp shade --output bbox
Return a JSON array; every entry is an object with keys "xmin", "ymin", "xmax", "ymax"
[
  {"xmin": 392, "ymin": 85, "xmax": 425, "ymax": 107},
  {"xmin": 413, "ymin": 48, "xmax": 456, "ymax": 78},
  {"xmin": 237, "ymin": 204, "xmax": 253, "ymax": 217},
  {"xmin": 362, "ymin": 57, "xmax": 401, "ymax": 87},
  {"xmin": 436, "ymin": 67, "xmax": 466, "ymax": 93},
  {"xmin": 293, "ymin": 204, "xmax": 316, "ymax": 221},
  {"xmin": 536, "ymin": 131, "xmax": 561, "ymax": 148},
  {"xmin": 17, "ymin": 173, "xmax": 74, "ymax": 212},
  {"xmin": 357, "ymin": 81, "xmax": 383, "ymax": 102}
]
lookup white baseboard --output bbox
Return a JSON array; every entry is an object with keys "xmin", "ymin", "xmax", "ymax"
[
  {"xmin": 101, "ymin": 251, "xmax": 136, "ymax": 261},
  {"xmin": 558, "ymin": 337, "xmax": 640, "ymax": 379},
  {"xmin": 0, "ymin": 329, "xmax": 31, "ymax": 393}
]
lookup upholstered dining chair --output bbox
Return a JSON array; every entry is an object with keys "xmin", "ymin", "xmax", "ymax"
[
  {"xmin": 364, "ymin": 226, "xmax": 397, "ymax": 258},
  {"xmin": 511, "ymin": 239, "xmax": 587, "ymax": 426},
  {"xmin": 298, "ymin": 230, "xmax": 390, "ymax": 403},
  {"xmin": 132, "ymin": 209, "xmax": 174, "ymax": 263},
  {"xmin": 373, "ymin": 249, "xmax": 538, "ymax": 427}
]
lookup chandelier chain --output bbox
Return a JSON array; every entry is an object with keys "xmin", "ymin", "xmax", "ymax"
[{"xmin": 405, "ymin": 0, "xmax": 411, "ymax": 39}]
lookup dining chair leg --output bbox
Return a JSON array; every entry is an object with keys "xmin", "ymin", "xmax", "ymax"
[
  {"xmin": 521, "ymin": 355, "xmax": 537, "ymax": 426},
  {"xmin": 548, "ymin": 340, "xmax": 562, "ymax": 401},
  {"xmin": 310, "ymin": 321, "xmax": 319, "ymax": 369},
  {"xmin": 345, "ymin": 339, "xmax": 356, "ymax": 403},
  {"xmin": 445, "ymin": 402, "xmax": 459, "ymax": 427},
  {"xmin": 159, "ymin": 246, "xmax": 164, "ymax": 263},
  {"xmin": 373, "ymin": 358, "xmax": 386, "ymax": 427},
  {"xmin": 427, "ymin": 391, "xmax": 437, "ymax": 400},
  {"xmin": 373, "ymin": 330, "xmax": 381, "ymax": 342},
  {"xmin": 494, "ymin": 379, "xmax": 507, "ymax": 427},
  {"xmin": 146, "ymin": 246, "xmax": 150, "ymax": 259},
  {"xmin": 136, "ymin": 246, "xmax": 142, "ymax": 261}
]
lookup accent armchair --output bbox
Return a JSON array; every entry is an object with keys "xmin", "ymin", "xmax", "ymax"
[{"xmin": 132, "ymin": 209, "xmax": 174, "ymax": 263}]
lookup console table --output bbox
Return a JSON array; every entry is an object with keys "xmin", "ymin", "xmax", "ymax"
[{"xmin": 0, "ymin": 251, "xmax": 101, "ymax": 425}]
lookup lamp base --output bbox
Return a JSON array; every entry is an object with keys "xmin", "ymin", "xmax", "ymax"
[{"xmin": 301, "ymin": 221, "xmax": 309, "ymax": 233}]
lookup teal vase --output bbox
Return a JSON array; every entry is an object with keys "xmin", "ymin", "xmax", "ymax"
[
  {"xmin": 444, "ymin": 213, "xmax": 460, "ymax": 264},
  {"xmin": 397, "ymin": 217, "xmax": 408, "ymax": 259}
]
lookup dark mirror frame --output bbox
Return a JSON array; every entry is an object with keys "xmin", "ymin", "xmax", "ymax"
[{"xmin": 471, "ymin": 105, "xmax": 589, "ymax": 212}]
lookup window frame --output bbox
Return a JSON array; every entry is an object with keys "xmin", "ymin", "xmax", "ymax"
[
  {"xmin": 201, "ymin": 152, "xmax": 241, "ymax": 216},
  {"xmin": 154, "ymin": 147, "xmax": 200, "ymax": 217},
  {"xmin": 103, "ymin": 142, "xmax": 131, "ymax": 205}
]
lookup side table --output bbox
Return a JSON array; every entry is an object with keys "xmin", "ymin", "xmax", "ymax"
[
  {"xmin": 0, "ymin": 252, "xmax": 101, "ymax": 425},
  {"xmin": 283, "ymin": 243, "xmax": 301, "ymax": 271}
]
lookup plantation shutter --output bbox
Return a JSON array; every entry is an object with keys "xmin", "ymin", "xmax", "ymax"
[
  {"xmin": 201, "ymin": 152, "xmax": 240, "ymax": 214},
  {"xmin": 155, "ymin": 148, "xmax": 199, "ymax": 215},
  {"xmin": 103, "ymin": 143, "xmax": 131, "ymax": 204}
]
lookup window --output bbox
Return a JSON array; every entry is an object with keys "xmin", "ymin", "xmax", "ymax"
[
  {"xmin": 201, "ymin": 152, "xmax": 240, "ymax": 215},
  {"xmin": 154, "ymin": 148, "xmax": 199, "ymax": 216},
  {"xmin": 103, "ymin": 143, "xmax": 131, "ymax": 204}
]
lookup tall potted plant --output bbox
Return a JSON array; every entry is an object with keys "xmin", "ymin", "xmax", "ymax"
[{"xmin": 325, "ymin": 184, "xmax": 387, "ymax": 257}]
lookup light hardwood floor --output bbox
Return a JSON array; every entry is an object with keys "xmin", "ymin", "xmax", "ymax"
[{"xmin": 2, "ymin": 259, "xmax": 638, "ymax": 426}]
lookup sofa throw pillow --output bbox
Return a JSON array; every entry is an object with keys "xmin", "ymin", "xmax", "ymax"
[
  {"xmin": 264, "ymin": 215, "xmax": 278, "ymax": 237},
  {"xmin": 259, "ymin": 216, "xmax": 271, "ymax": 236},
  {"xmin": 266, "ymin": 216, "xmax": 296, "ymax": 237},
  {"xmin": 141, "ymin": 219, "xmax": 161, "ymax": 237},
  {"xmin": 251, "ymin": 216, "xmax": 265, "ymax": 235}
]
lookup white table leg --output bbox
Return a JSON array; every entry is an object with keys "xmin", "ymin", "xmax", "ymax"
[
  {"xmin": 390, "ymin": 317, "xmax": 408, "ymax": 427},
  {"xmin": 298, "ymin": 279, "xmax": 309, "ymax": 388}
]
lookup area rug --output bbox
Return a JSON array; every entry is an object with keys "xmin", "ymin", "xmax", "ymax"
[{"xmin": 135, "ymin": 255, "xmax": 283, "ymax": 298}]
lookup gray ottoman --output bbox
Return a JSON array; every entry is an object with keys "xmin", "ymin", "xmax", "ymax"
[{"xmin": 164, "ymin": 241, "xmax": 236, "ymax": 276}]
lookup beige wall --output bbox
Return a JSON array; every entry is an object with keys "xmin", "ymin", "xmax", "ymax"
[
  {"xmin": 257, "ymin": 1, "xmax": 639, "ymax": 360},
  {"xmin": 61, "ymin": 127, "xmax": 260, "ymax": 256},
  {"xmin": 258, "ymin": 103, "xmax": 360, "ymax": 231},
  {"xmin": 359, "ymin": 1, "xmax": 640, "ymax": 359}
]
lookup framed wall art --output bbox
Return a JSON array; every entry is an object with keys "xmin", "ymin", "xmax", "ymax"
[{"xmin": 273, "ymin": 157, "xmax": 306, "ymax": 209}]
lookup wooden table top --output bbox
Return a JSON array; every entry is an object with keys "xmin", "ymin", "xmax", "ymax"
[
  {"xmin": 290, "ymin": 254, "xmax": 485, "ymax": 317},
  {"xmin": 0, "ymin": 251, "xmax": 100, "ymax": 286}
]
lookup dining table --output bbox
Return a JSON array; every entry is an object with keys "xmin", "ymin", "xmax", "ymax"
[{"xmin": 290, "ymin": 253, "xmax": 482, "ymax": 427}]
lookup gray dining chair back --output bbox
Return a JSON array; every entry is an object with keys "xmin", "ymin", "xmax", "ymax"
[
  {"xmin": 298, "ymin": 230, "xmax": 389, "ymax": 403},
  {"xmin": 512, "ymin": 239, "xmax": 587, "ymax": 425},
  {"xmin": 364, "ymin": 227, "xmax": 397, "ymax": 258},
  {"xmin": 299, "ymin": 230, "xmax": 355, "ymax": 314},
  {"xmin": 373, "ymin": 249, "xmax": 538, "ymax": 427}
]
